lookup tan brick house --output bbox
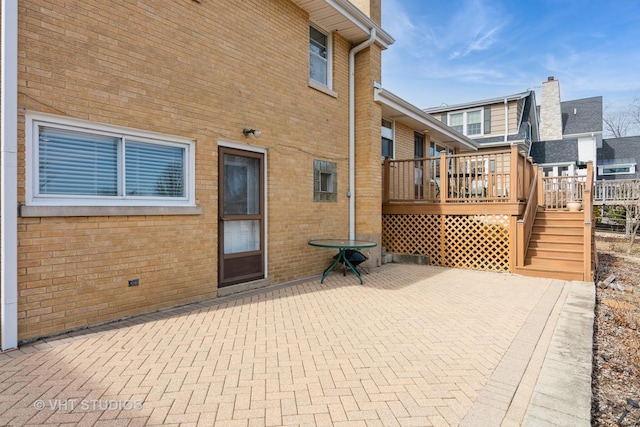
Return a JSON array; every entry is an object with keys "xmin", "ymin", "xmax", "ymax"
[
  {"xmin": 0, "ymin": 0, "xmax": 552, "ymax": 349},
  {"xmin": 1, "ymin": 0, "xmax": 401, "ymax": 348}
]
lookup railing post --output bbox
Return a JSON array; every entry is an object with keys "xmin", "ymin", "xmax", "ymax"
[
  {"xmin": 516, "ymin": 218, "xmax": 524, "ymax": 267},
  {"xmin": 510, "ymin": 216, "xmax": 518, "ymax": 271},
  {"xmin": 524, "ymin": 157, "xmax": 533, "ymax": 191},
  {"xmin": 583, "ymin": 162, "xmax": 594, "ymax": 281},
  {"xmin": 423, "ymin": 158, "xmax": 430, "ymax": 200},
  {"xmin": 537, "ymin": 167, "xmax": 544, "ymax": 209},
  {"xmin": 439, "ymin": 151, "xmax": 447, "ymax": 203},
  {"xmin": 509, "ymin": 145, "xmax": 518, "ymax": 203},
  {"xmin": 383, "ymin": 158, "xmax": 390, "ymax": 203}
]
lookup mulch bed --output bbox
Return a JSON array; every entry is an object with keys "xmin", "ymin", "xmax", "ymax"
[{"xmin": 592, "ymin": 232, "xmax": 640, "ymax": 426}]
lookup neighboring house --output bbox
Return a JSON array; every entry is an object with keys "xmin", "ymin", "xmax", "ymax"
[
  {"xmin": 1, "ymin": 0, "xmax": 403, "ymax": 348},
  {"xmin": 597, "ymin": 136, "xmax": 640, "ymax": 180},
  {"xmin": 424, "ymin": 90, "xmax": 539, "ymax": 153},
  {"xmin": 375, "ymin": 88, "xmax": 478, "ymax": 160},
  {"xmin": 530, "ymin": 77, "xmax": 603, "ymax": 178}
]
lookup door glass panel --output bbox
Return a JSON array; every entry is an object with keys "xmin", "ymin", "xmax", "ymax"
[
  {"xmin": 224, "ymin": 220, "xmax": 260, "ymax": 254},
  {"xmin": 224, "ymin": 154, "xmax": 260, "ymax": 215}
]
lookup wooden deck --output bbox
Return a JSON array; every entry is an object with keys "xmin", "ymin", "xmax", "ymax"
[{"xmin": 382, "ymin": 149, "xmax": 595, "ymax": 281}]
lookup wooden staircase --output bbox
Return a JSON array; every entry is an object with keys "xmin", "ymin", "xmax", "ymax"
[{"xmin": 515, "ymin": 210, "xmax": 587, "ymax": 281}]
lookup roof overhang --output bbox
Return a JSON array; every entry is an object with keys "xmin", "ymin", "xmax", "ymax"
[
  {"xmin": 563, "ymin": 131, "xmax": 603, "ymax": 139},
  {"xmin": 291, "ymin": 0, "xmax": 394, "ymax": 48},
  {"xmin": 375, "ymin": 88, "xmax": 478, "ymax": 151},
  {"xmin": 424, "ymin": 91, "xmax": 533, "ymax": 114}
]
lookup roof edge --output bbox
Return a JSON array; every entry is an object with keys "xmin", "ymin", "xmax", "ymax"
[
  {"xmin": 424, "ymin": 90, "xmax": 533, "ymax": 113},
  {"xmin": 375, "ymin": 88, "xmax": 478, "ymax": 151},
  {"xmin": 294, "ymin": 0, "xmax": 394, "ymax": 48},
  {"xmin": 330, "ymin": 0, "xmax": 394, "ymax": 47}
]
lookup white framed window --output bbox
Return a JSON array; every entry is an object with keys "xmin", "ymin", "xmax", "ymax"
[
  {"xmin": 26, "ymin": 113, "xmax": 196, "ymax": 207},
  {"xmin": 599, "ymin": 164, "xmax": 636, "ymax": 176},
  {"xmin": 449, "ymin": 113, "xmax": 463, "ymax": 134},
  {"xmin": 447, "ymin": 108, "xmax": 483, "ymax": 136},
  {"xmin": 466, "ymin": 110, "xmax": 481, "ymax": 135},
  {"xmin": 309, "ymin": 24, "xmax": 332, "ymax": 89},
  {"xmin": 381, "ymin": 118, "xmax": 394, "ymax": 159}
]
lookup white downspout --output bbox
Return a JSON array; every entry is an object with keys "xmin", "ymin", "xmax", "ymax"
[
  {"xmin": 348, "ymin": 29, "xmax": 376, "ymax": 240},
  {"xmin": 504, "ymin": 97, "xmax": 509, "ymax": 144},
  {"xmin": 1, "ymin": 0, "xmax": 19, "ymax": 351}
]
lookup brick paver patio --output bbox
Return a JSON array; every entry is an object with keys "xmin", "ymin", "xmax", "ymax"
[{"xmin": 0, "ymin": 264, "xmax": 592, "ymax": 426}]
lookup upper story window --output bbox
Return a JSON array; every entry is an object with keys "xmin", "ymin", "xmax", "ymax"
[
  {"xmin": 26, "ymin": 113, "xmax": 195, "ymax": 207},
  {"xmin": 449, "ymin": 113, "xmax": 463, "ymax": 134},
  {"xmin": 466, "ymin": 110, "xmax": 481, "ymax": 135},
  {"xmin": 447, "ymin": 108, "xmax": 483, "ymax": 136},
  {"xmin": 524, "ymin": 121, "xmax": 532, "ymax": 141},
  {"xmin": 381, "ymin": 118, "xmax": 394, "ymax": 158},
  {"xmin": 309, "ymin": 25, "xmax": 332, "ymax": 89}
]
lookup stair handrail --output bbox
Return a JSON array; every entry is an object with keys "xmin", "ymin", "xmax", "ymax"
[
  {"xmin": 583, "ymin": 162, "xmax": 594, "ymax": 281},
  {"xmin": 516, "ymin": 166, "xmax": 539, "ymax": 267}
]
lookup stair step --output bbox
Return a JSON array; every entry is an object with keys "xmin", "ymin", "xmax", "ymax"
[
  {"xmin": 538, "ymin": 211, "xmax": 583, "ymax": 216},
  {"xmin": 527, "ymin": 247, "xmax": 583, "ymax": 260},
  {"xmin": 535, "ymin": 222, "xmax": 584, "ymax": 229},
  {"xmin": 514, "ymin": 265, "xmax": 584, "ymax": 281},
  {"xmin": 529, "ymin": 241, "xmax": 583, "ymax": 251},
  {"xmin": 530, "ymin": 232, "xmax": 583, "ymax": 243},
  {"xmin": 532, "ymin": 224, "xmax": 583, "ymax": 232},
  {"xmin": 525, "ymin": 256, "xmax": 583, "ymax": 270}
]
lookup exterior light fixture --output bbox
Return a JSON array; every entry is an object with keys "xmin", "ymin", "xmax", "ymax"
[{"xmin": 243, "ymin": 128, "xmax": 261, "ymax": 138}]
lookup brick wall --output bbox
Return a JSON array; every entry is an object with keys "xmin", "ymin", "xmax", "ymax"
[
  {"xmin": 14, "ymin": 0, "xmax": 378, "ymax": 341},
  {"xmin": 354, "ymin": 42, "xmax": 383, "ymax": 266}
]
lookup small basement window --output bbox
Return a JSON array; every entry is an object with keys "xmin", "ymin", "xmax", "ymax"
[{"xmin": 314, "ymin": 160, "xmax": 337, "ymax": 202}]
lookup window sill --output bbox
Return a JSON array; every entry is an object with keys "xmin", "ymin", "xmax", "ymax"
[
  {"xmin": 308, "ymin": 80, "xmax": 338, "ymax": 98},
  {"xmin": 20, "ymin": 205, "xmax": 203, "ymax": 217}
]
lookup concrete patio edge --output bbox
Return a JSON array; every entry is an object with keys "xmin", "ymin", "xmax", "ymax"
[{"xmin": 522, "ymin": 280, "xmax": 595, "ymax": 426}]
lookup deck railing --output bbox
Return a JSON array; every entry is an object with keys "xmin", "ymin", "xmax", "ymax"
[
  {"xmin": 593, "ymin": 179, "xmax": 640, "ymax": 205},
  {"xmin": 539, "ymin": 175, "xmax": 587, "ymax": 210},
  {"xmin": 383, "ymin": 146, "xmax": 533, "ymax": 204},
  {"xmin": 516, "ymin": 168, "xmax": 539, "ymax": 266}
]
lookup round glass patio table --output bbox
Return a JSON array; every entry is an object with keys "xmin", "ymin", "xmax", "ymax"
[{"xmin": 308, "ymin": 239, "xmax": 377, "ymax": 284}]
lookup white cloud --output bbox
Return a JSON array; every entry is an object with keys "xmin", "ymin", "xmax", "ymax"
[
  {"xmin": 381, "ymin": 0, "xmax": 640, "ymax": 112},
  {"xmin": 448, "ymin": 26, "xmax": 502, "ymax": 60}
]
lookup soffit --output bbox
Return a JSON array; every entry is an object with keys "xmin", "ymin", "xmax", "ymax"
[{"xmin": 291, "ymin": 0, "xmax": 394, "ymax": 47}]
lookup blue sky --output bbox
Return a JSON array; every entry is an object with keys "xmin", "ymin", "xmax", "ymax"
[{"xmin": 380, "ymin": 0, "xmax": 640, "ymax": 118}]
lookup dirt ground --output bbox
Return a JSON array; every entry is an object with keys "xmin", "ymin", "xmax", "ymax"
[{"xmin": 592, "ymin": 231, "xmax": 640, "ymax": 426}]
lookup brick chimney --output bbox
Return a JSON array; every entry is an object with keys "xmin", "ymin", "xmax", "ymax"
[
  {"xmin": 539, "ymin": 76, "xmax": 563, "ymax": 141},
  {"xmin": 350, "ymin": 0, "xmax": 381, "ymax": 24}
]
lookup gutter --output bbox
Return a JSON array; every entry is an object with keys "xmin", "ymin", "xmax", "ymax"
[
  {"xmin": 348, "ymin": 29, "xmax": 376, "ymax": 240},
  {"xmin": 1, "ymin": 0, "xmax": 19, "ymax": 351}
]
